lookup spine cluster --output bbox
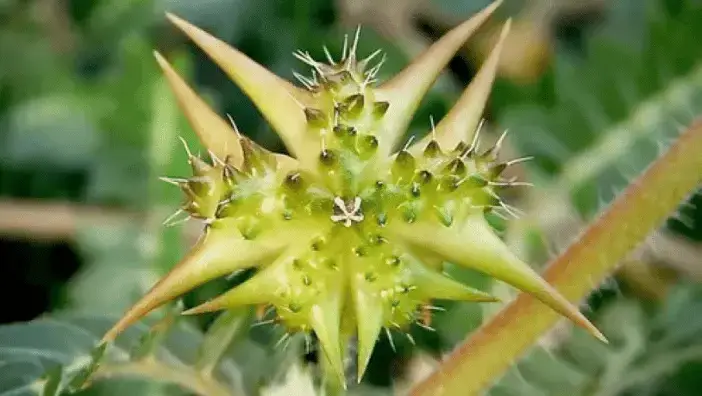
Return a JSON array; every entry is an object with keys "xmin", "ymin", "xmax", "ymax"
[{"xmin": 102, "ymin": 2, "xmax": 606, "ymax": 388}]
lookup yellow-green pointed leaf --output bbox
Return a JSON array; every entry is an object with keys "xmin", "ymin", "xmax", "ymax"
[
  {"xmin": 353, "ymin": 287, "xmax": 384, "ymax": 381},
  {"xmin": 390, "ymin": 216, "xmax": 605, "ymax": 341},
  {"xmin": 166, "ymin": 13, "xmax": 320, "ymax": 169},
  {"xmin": 404, "ymin": 254, "xmax": 499, "ymax": 302},
  {"xmin": 410, "ymin": 19, "xmax": 512, "ymax": 155},
  {"xmin": 310, "ymin": 291, "xmax": 345, "ymax": 387},
  {"xmin": 102, "ymin": 223, "xmax": 289, "ymax": 342},
  {"xmin": 374, "ymin": 0, "xmax": 503, "ymax": 154},
  {"xmin": 182, "ymin": 257, "xmax": 288, "ymax": 315},
  {"xmin": 153, "ymin": 51, "xmax": 243, "ymax": 166}
]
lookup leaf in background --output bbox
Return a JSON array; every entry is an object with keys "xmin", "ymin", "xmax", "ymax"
[
  {"xmin": 431, "ymin": 263, "xmax": 494, "ymax": 347},
  {"xmin": 0, "ymin": 312, "xmax": 245, "ymax": 396},
  {"xmin": 68, "ymin": 223, "xmax": 159, "ymax": 313},
  {"xmin": 495, "ymin": 0, "xmax": 702, "ymax": 176},
  {"xmin": 154, "ymin": 0, "xmax": 256, "ymax": 43},
  {"xmin": 195, "ymin": 309, "xmax": 251, "ymax": 376},
  {"xmin": 66, "ymin": 343, "xmax": 107, "ymax": 392},
  {"xmin": 70, "ymin": 47, "xmax": 191, "ymax": 313},
  {"xmin": 490, "ymin": 0, "xmax": 702, "ymax": 243},
  {"xmin": 0, "ymin": 96, "xmax": 100, "ymax": 170},
  {"xmin": 485, "ymin": 283, "xmax": 702, "ymax": 396},
  {"xmin": 260, "ymin": 363, "xmax": 318, "ymax": 396}
]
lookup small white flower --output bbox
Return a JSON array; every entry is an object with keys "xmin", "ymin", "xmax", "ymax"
[{"xmin": 330, "ymin": 196, "xmax": 364, "ymax": 227}]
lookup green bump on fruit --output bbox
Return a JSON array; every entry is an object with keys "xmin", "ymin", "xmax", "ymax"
[{"xmin": 103, "ymin": 0, "xmax": 607, "ymax": 387}]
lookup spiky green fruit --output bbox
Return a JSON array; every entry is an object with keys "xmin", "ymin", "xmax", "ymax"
[{"xmin": 102, "ymin": 0, "xmax": 605, "ymax": 386}]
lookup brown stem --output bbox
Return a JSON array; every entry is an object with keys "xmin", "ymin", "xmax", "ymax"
[
  {"xmin": 0, "ymin": 199, "xmax": 137, "ymax": 242},
  {"xmin": 0, "ymin": 199, "xmax": 202, "ymax": 243},
  {"xmin": 410, "ymin": 119, "xmax": 702, "ymax": 395}
]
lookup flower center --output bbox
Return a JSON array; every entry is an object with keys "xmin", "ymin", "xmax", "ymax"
[{"xmin": 330, "ymin": 196, "xmax": 364, "ymax": 227}]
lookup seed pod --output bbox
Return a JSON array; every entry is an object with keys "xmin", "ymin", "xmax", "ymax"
[{"xmin": 105, "ymin": 4, "xmax": 606, "ymax": 390}]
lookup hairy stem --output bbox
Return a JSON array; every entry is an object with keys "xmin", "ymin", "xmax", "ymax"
[{"xmin": 410, "ymin": 119, "xmax": 702, "ymax": 396}]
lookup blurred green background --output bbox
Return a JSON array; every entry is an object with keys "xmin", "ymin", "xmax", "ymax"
[{"xmin": 1, "ymin": 0, "xmax": 702, "ymax": 395}]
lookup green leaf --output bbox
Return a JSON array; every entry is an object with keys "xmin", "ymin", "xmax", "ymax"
[
  {"xmin": 67, "ymin": 344, "xmax": 107, "ymax": 392},
  {"xmin": 495, "ymin": 0, "xmax": 702, "ymax": 207},
  {"xmin": 42, "ymin": 365, "xmax": 62, "ymax": 396},
  {"xmin": 69, "ymin": 223, "xmax": 158, "ymax": 313},
  {"xmin": 0, "ymin": 96, "xmax": 100, "ymax": 170},
  {"xmin": 195, "ymin": 309, "xmax": 252, "ymax": 376},
  {"xmin": 0, "ymin": 313, "xmax": 244, "ymax": 396}
]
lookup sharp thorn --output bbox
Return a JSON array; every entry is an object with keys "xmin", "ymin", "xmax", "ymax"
[
  {"xmin": 209, "ymin": 150, "xmax": 225, "ymax": 166},
  {"xmin": 489, "ymin": 181, "xmax": 534, "ymax": 187},
  {"xmin": 429, "ymin": 117, "xmax": 436, "ymax": 136},
  {"xmin": 251, "ymin": 318, "xmax": 277, "ymax": 328},
  {"xmin": 494, "ymin": 129, "xmax": 509, "ymax": 153},
  {"xmin": 178, "ymin": 136, "xmax": 194, "ymax": 159},
  {"xmin": 463, "ymin": 118, "xmax": 485, "ymax": 159},
  {"xmin": 403, "ymin": 135, "xmax": 416, "ymax": 151},
  {"xmin": 506, "ymin": 156, "xmax": 534, "ymax": 166},
  {"xmin": 323, "ymin": 45, "xmax": 336, "ymax": 65},
  {"xmin": 293, "ymin": 71, "xmax": 314, "ymax": 89},
  {"xmin": 159, "ymin": 176, "xmax": 187, "ymax": 186},
  {"xmin": 350, "ymin": 25, "xmax": 361, "ymax": 61},
  {"xmin": 162, "ymin": 209, "xmax": 189, "ymax": 227},
  {"xmin": 224, "ymin": 114, "xmax": 242, "ymax": 138},
  {"xmin": 274, "ymin": 332, "xmax": 291, "ymax": 349},
  {"xmin": 405, "ymin": 332, "xmax": 416, "ymax": 345},
  {"xmin": 384, "ymin": 327, "xmax": 396, "ymax": 352},
  {"xmin": 342, "ymin": 34, "xmax": 349, "ymax": 61},
  {"xmin": 415, "ymin": 321, "xmax": 436, "ymax": 332}
]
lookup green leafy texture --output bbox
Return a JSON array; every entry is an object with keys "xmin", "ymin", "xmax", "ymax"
[
  {"xmin": 0, "ymin": 96, "xmax": 100, "ymax": 170},
  {"xmin": 494, "ymin": 0, "xmax": 702, "ymax": 188},
  {"xmin": 194, "ymin": 309, "xmax": 252, "ymax": 377},
  {"xmin": 0, "ymin": 313, "xmax": 243, "ymax": 396},
  {"xmin": 69, "ymin": 44, "xmax": 193, "ymax": 313},
  {"xmin": 66, "ymin": 343, "xmax": 107, "ymax": 392},
  {"xmin": 486, "ymin": 283, "xmax": 702, "ymax": 396}
]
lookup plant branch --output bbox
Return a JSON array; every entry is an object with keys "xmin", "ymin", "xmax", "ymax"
[
  {"xmin": 92, "ymin": 359, "xmax": 234, "ymax": 396},
  {"xmin": 410, "ymin": 119, "xmax": 702, "ymax": 396},
  {"xmin": 0, "ymin": 199, "xmax": 203, "ymax": 244},
  {"xmin": 0, "ymin": 199, "xmax": 138, "ymax": 242}
]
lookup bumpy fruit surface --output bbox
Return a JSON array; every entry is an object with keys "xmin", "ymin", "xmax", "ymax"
[{"xmin": 102, "ymin": 0, "xmax": 604, "ymax": 385}]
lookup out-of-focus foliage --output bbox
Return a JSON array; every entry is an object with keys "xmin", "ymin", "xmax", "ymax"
[
  {"xmin": 0, "ymin": 0, "xmax": 701, "ymax": 395},
  {"xmin": 489, "ymin": 283, "xmax": 702, "ymax": 396}
]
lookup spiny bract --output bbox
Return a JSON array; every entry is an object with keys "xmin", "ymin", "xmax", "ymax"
[{"xmin": 102, "ymin": 0, "xmax": 605, "ymax": 386}]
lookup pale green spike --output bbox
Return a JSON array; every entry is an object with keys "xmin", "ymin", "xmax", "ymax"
[
  {"xmin": 390, "ymin": 216, "xmax": 606, "ymax": 342},
  {"xmin": 374, "ymin": 0, "xmax": 503, "ymax": 155},
  {"xmin": 183, "ymin": 277, "xmax": 275, "ymax": 315},
  {"xmin": 404, "ymin": 255, "xmax": 499, "ymax": 302},
  {"xmin": 102, "ymin": 223, "xmax": 289, "ymax": 342},
  {"xmin": 154, "ymin": 51, "xmax": 244, "ymax": 167},
  {"xmin": 166, "ymin": 13, "xmax": 320, "ymax": 169},
  {"xmin": 411, "ymin": 249, "xmax": 445, "ymax": 271},
  {"xmin": 354, "ymin": 286, "xmax": 384, "ymax": 381},
  {"xmin": 310, "ymin": 291, "xmax": 346, "ymax": 387},
  {"xmin": 182, "ymin": 248, "xmax": 296, "ymax": 315},
  {"xmin": 410, "ymin": 19, "xmax": 512, "ymax": 155}
]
